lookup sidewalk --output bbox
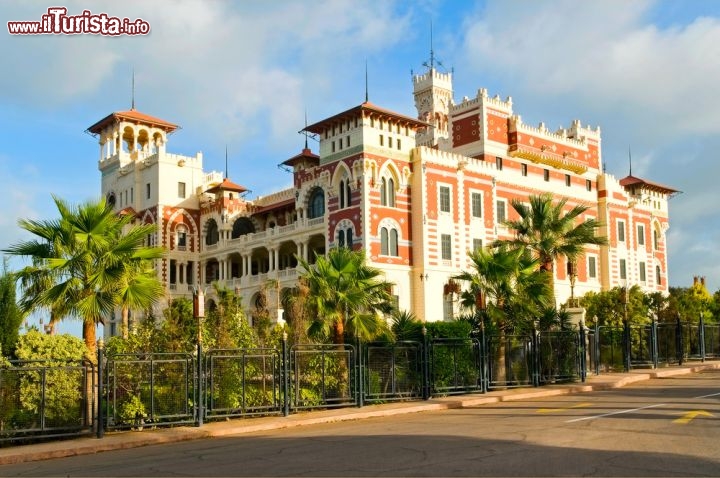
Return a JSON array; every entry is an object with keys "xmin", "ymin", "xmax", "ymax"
[{"xmin": 1, "ymin": 362, "xmax": 718, "ymax": 466}]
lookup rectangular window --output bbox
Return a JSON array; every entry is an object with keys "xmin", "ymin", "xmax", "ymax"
[
  {"xmin": 130, "ymin": 187, "xmax": 133, "ymax": 203},
  {"xmin": 586, "ymin": 179, "xmax": 592, "ymax": 191},
  {"xmin": 637, "ymin": 225, "xmax": 645, "ymax": 246},
  {"xmin": 639, "ymin": 261, "xmax": 646, "ymax": 282},
  {"xmin": 521, "ymin": 164, "xmax": 528, "ymax": 176},
  {"xmin": 146, "ymin": 183, "xmax": 151, "ymax": 199},
  {"xmin": 656, "ymin": 265, "xmax": 662, "ymax": 285},
  {"xmin": 439, "ymin": 186, "xmax": 451, "ymax": 213},
  {"xmin": 496, "ymin": 200, "xmax": 507, "ymax": 223},
  {"xmin": 473, "ymin": 238, "xmax": 483, "ymax": 252},
  {"xmin": 565, "ymin": 174, "xmax": 571, "ymax": 187},
  {"xmin": 178, "ymin": 182, "xmax": 186, "ymax": 198},
  {"xmin": 544, "ymin": 169, "xmax": 550, "ymax": 181},
  {"xmin": 588, "ymin": 256, "xmax": 597, "ymax": 279},
  {"xmin": 346, "ymin": 136, "xmax": 350, "ymax": 148},
  {"xmin": 379, "ymin": 135, "xmax": 384, "ymax": 146},
  {"xmin": 653, "ymin": 230, "xmax": 659, "ymax": 250},
  {"xmin": 618, "ymin": 220, "xmax": 626, "ymax": 242},
  {"xmin": 441, "ymin": 234, "xmax": 452, "ymax": 260},
  {"xmin": 331, "ymin": 141, "xmax": 336, "ymax": 153},
  {"xmin": 397, "ymin": 138, "xmax": 401, "ymax": 150},
  {"xmin": 471, "ymin": 192, "xmax": 482, "ymax": 218},
  {"xmin": 619, "ymin": 259, "xmax": 627, "ymax": 280},
  {"xmin": 496, "ymin": 156, "xmax": 503, "ymax": 170}
]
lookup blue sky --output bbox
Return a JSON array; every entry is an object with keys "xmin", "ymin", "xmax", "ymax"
[{"xmin": 2, "ymin": 0, "xmax": 720, "ymax": 334}]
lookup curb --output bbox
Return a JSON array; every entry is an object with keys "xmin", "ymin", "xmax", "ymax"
[{"xmin": 1, "ymin": 363, "xmax": 718, "ymax": 466}]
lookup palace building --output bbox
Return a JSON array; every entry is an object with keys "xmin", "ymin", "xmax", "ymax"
[{"xmin": 88, "ymin": 65, "xmax": 677, "ymax": 337}]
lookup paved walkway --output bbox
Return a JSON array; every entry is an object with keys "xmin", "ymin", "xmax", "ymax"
[{"xmin": 2, "ymin": 362, "xmax": 719, "ymax": 465}]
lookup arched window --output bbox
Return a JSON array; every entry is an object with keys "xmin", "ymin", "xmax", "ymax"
[
  {"xmin": 656, "ymin": 265, "xmax": 662, "ymax": 285},
  {"xmin": 205, "ymin": 219, "xmax": 219, "ymax": 246},
  {"xmin": 389, "ymin": 228, "xmax": 398, "ymax": 256},
  {"xmin": 176, "ymin": 225, "xmax": 187, "ymax": 250},
  {"xmin": 381, "ymin": 227, "xmax": 389, "ymax": 255},
  {"xmin": 345, "ymin": 180, "xmax": 352, "ymax": 207},
  {"xmin": 387, "ymin": 177, "xmax": 396, "ymax": 207},
  {"xmin": 346, "ymin": 227, "xmax": 353, "ymax": 249},
  {"xmin": 231, "ymin": 217, "xmax": 255, "ymax": 238},
  {"xmin": 339, "ymin": 180, "xmax": 346, "ymax": 209},
  {"xmin": 380, "ymin": 176, "xmax": 396, "ymax": 207},
  {"xmin": 380, "ymin": 227, "xmax": 398, "ymax": 256},
  {"xmin": 308, "ymin": 188, "xmax": 325, "ymax": 219},
  {"xmin": 337, "ymin": 229, "xmax": 345, "ymax": 248}
]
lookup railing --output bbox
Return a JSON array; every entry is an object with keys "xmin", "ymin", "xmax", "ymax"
[
  {"xmin": 8, "ymin": 322, "xmax": 719, "ymax": 444},
  {"xmin": 0, "ymin": 360, "xmax": 94, "ymax": 443}
]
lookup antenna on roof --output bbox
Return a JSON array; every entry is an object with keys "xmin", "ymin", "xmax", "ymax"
[
  {"xmin": 422, "ymin": 21, "xmax": 445, "ymax": 71},
  {"xmin": 225, "ymin": 145, "xmax": 228, "ymax": 180},
  {"xmin": 131, "ymin": 68, "xmax": 136, "ymax": 110},
  {"xmin": 365, "ymin": 60, "xmax": 369, "ymax": 103},
  {"xmin": 304, "ymin": 109, "xmax": 308, "ymax": 149},
  {"xmin": 628, "ymin": 146, "xmax": 632, "ymax": 176}
]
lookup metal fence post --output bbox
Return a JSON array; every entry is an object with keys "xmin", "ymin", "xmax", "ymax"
[
  {"xmin": 594, "ymin": 320, "xmax": 600, "ymax": 375},
  {"xmin": 422, "ymin": 326, "xmax": 430, "ymax": 400},
  {"xmin": 532, "ymin": 323, "xmax": 539, "ymax": 387},
  {"xmin": 579, "ymin": 323, "xmax": 587, "ymax": 382},
  {"xmin": 480, "ymin": 318, "xmax": 488, "ymax": 393},
  {"xmin": 97, "ymin": 340, "xmax": 104, "ymax": 439},
  {"xmin": 676, "ymin": 313, "xmax": 684, "ymax": 365},
  {"xmin": 623, "ymin": 320, "xmax": 631, "ymax": 372},
  {"xmin": 356, "ymin": 335, "xmax": 364, "ymax": 408},
  {"xmin": 651, "ymin": 314, "xmax": 659, "ymax": 369},
  {"xmin": 282, "ymin": 331, "xmax": 290, "ymax": 416},
  {"xmin": 699, "ymin": 312, "xmax": 706, "ymax": 362}
]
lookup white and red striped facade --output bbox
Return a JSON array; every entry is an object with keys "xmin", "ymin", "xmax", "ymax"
[{"xmin": 90, "ymin": 67, "xmax": 676, "ymax": 337}]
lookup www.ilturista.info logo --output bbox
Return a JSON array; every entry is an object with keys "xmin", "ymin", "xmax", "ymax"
[{"xmin": 8, "ymin": 7, "xmax": 150, "ymax": 35}]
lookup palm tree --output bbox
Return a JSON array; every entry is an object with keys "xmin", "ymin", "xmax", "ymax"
[
  {"xmin": 4, "ymin": 196, "xmax": 165, "ymax": 358},
  {"xmin": 455, "ymin": 244, "xmax": 551, "ymax": 384},
  {"xmin": 298, "ymin": 247, "xmax": 395, "ymax": 344},
  {"xmin": 497, "ymin": 193, "xmax": 607, "ymax": 300},
  {"xmin": 456, "ymin": 244, "xmax": 551, "ymax": 334}
]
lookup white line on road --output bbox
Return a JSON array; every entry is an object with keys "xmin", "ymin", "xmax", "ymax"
[
  {"xmin": 565, "ymin": 403, "xmax": 666, "ymax": 423},
  {"xmin": 694, "ymin": 392, "xmax": 720, "ymax": 399}
]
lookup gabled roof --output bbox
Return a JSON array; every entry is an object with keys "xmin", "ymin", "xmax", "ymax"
[
  {"xmin": 206, "ymin": 178, "xmax": 248, "ymax": 194},
  {"xmin": 619, "ymin": 175, "xmax": 680, "ymax": 195},
  {"xmin": 87, "ymin": 109, "xmax": 179, "ymax": 134},
  {"xmin": 281, "ymin": 148, "xmax": 320, "ymax": 167},
  {"xmin": 303, "ymin": 101, "xmax": 428, "ymax": 134},
  {"xmin": 118, "ymin": 206, "xmax": 138, "ymax": 217}
]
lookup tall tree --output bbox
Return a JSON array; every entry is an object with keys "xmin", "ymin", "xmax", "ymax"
[
  {"xmin": 298, "ymin": 247, "xmax": 395, "ymax": 344},
  {"xmin": 497, "ymin": 193, "xmax": 607, "ymax": 300},
  {"xmin": 0, "ymin": 259, "xmax": 25, "ymax": 357},
  {"xmin": 4, "ymin": 196, "xmax": 165, "ymax": 358},
  {"xmin": 455, "ymin": 244, "xmax": 551, "ymax": 334}
]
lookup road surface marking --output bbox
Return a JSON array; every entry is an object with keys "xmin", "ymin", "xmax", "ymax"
[
  {"xmin": 537, "ymin": 402, "xmax": 592, "ymax": 413},
  {"xmin": 694, "ymin": 392, "xmax": 720, "ymax": 399},
  {"xmin": 565, "ymin": 403, "xmax": 665, "ymax": 423},
  {"xmin": 673, "ymin": 410, "xmax": 714, "ymax": 424}
]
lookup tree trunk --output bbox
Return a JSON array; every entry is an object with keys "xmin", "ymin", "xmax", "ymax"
[
  {"xmin": 83, "ymin": 320, "xmax": 97, "ymax": 362},
  {"xmin": 334, "ymin": 318, "xmax": 345, "ymax": 345},
  {"xmin": 121, "ymin": 306, "xmax": 129, "ymax": 339}
]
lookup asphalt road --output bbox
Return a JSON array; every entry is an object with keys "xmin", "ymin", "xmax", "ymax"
[{"xmin": 2, "ymin": 370, "xmax": 719, "ymax": 477}]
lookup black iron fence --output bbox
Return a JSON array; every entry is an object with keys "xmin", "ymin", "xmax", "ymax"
[
  {"xmin": 0, "ymin": 360, "xmax": 94, "ymax": 443},
  {"xmin": 588, "ymin": 317, "xmax": 716, "ymax": 373},
  {"xmin": 3, "ymin": 319, "xmax": 719, "ymax": 443}
]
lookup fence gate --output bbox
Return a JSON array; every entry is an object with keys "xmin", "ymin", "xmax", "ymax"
[
  {"xmin": 485, "ymin": 334, "xmax": 533, "ymax": 390},
  {"xmin": 0, "ymin": 360, "xmax": 94, "ymax": 442},
  {"xmin": 429, "ymin": 338, "xmax": 482, "ymax": 395},
  {"xmin": 537, "ymin": 331, "xmax": 581, "ymax": 384},
  {"xmin": 204, "ymin": 348, "xmax": 283, "ymax": 419},
  {"xmin": 289, "ymin": 344, "xmax": 355, "ymax": 410},
  {"xmin": 103, "ymin": 353, "xmax": 195, "ymax": 430},
  {"xmin": 364, "ymin": 341, "xmax": 423, "ymax": 402}
]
